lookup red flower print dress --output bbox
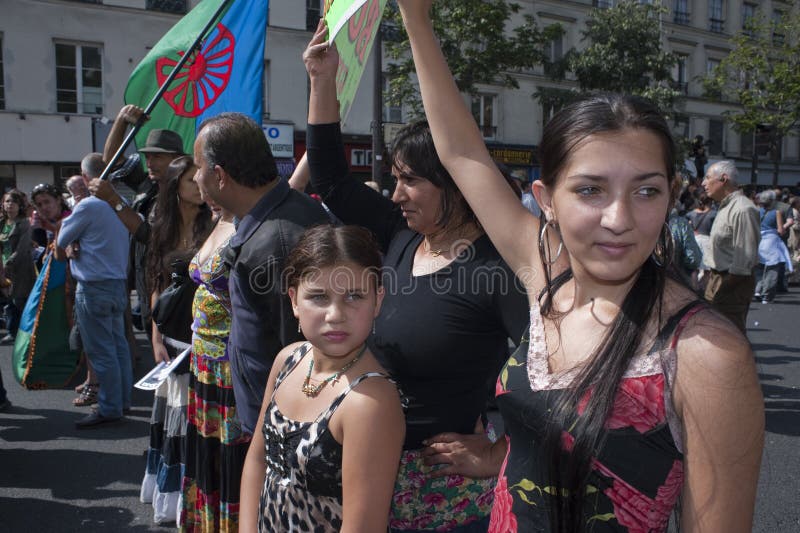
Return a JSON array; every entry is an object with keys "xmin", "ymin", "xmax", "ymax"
[{"xmin": 490, "ymin": 300, "xmax": 705, "ymax": 533}]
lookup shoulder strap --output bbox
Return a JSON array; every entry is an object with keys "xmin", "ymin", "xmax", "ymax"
[
  {"xmin": 271, "ymin": 343, "xmax": 312, "ymax": 399},
  {"xmin": 647, "ymin": 300, "xmax": 707, "ymax": 356},
  {"xmin": 313, "ymin": 372, "xmax": 395, "ymax": 425}
]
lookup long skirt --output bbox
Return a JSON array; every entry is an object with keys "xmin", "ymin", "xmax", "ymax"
[
  {"xmin": 141, "ymin": 348, "xmax": 190, "ymax": 525},
  {"xmin": 180, "ymin": 352, "xmax": 250, "ymax": 532}
]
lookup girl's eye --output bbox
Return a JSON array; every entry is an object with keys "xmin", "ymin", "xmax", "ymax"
[
  {"xmin": 575, "ymin": 186, "xmax": 601, "ymax": 196},
  {"xmin": 309, "ymin": 294, "xmax": 328, "ymax": 302},
  {"xmin": 637, "ymin": 187, "xmax": 661, "ymax": 198},
  {"xmin": 345, "ymin": 292, "xmax": 364, "ymax": 301}
]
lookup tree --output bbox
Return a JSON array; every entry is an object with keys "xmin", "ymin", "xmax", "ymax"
[
  {"xmin": 703, "ymin": 11, "xmax": 800, "ymax": 185},
  {"xmin": 568, "ymin": 1, "xmax": 681, "ymax": 113},
  {"xmin": 383, "ymin": 0, "xmax": 562, "ymax": 116},
  {"xmin": 536, "ymin": 1, "xmax": 687, "ymax": 169}
]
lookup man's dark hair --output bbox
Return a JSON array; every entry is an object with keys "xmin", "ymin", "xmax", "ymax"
[{"xmin": 198, "ymin": 112, "xmax": 278, "ymax": 188}]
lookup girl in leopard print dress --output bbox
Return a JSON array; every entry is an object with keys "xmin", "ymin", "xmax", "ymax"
[{"xmin": 240, "ymin": 225, "xmax": 405, "ymax": 532}]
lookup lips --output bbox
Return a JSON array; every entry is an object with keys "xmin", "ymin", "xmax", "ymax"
[
  {"xmin": 596, "ymin": 242, "xmax": 634, "ymax": 257},
  {"xmin": 322, "ymin": 331, "xmax": 349, "ymax": 342}
]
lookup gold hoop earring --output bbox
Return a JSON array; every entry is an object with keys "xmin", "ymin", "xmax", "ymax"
[
  {"xmin": 651, "ymin": 221, "xmax": 674, "ymax": 268},
  {"xmin": 539, "ymin": 219, "xmax": 564, "ymax": 266}
]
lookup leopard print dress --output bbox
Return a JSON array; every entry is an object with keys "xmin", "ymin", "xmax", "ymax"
[{"xmin": 258, "ymin": 343, "xmax": 392, "ymax": 532}]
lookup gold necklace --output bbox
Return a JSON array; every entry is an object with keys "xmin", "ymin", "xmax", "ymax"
[{"xmin": 301, "ymin": 344, "xmax": 367, "ymax": 398}]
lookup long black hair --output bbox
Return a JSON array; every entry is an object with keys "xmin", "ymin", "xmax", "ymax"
[
  {"xmin": 147, "ymin": 156, "xmax": 212, "ymax": 292},
  {"xmin": 537, "ymin": 94, "xmax": 679, "ymax": 533}
]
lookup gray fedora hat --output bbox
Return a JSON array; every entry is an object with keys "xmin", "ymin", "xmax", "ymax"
[{"xmin": 139, "ymin": 129, "xmax": 184, "ymax": 154}]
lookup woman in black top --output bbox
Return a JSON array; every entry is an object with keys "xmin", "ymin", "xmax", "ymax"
[{"xmin": 302, "ymin": 23, "xmax": 527, "ymax": 532}]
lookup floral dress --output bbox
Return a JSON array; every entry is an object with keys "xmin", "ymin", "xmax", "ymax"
[
  {"xmin": 490, "ymin": 300, "xmax": 704, "ymax": 532},
  {"xmin": 180, "ymin": 241, "xmax": 250, "ymax": 532}
]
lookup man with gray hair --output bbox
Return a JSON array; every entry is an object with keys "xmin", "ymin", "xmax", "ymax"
[{"xmin": 702, "ymin": 160, "xmax": 760, "ymax": 333}]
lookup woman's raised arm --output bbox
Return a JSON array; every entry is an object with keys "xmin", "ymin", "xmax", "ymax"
[{"xmin": 397, "ymin": 1, "xmax": 541, "ymax": 285}]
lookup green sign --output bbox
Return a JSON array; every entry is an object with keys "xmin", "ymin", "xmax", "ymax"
[{"xmin": 325, "ymin": 0, "xmax": 387, "ymax": 120}]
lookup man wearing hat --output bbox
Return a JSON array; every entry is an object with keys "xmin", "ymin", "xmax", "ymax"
[{"xmin": 89, "ymin": 104, "xmax": 185, "ymax": 332}]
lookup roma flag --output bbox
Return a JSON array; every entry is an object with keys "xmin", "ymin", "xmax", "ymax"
[{"xmin": 124, "ymin": 0, "xmax": 269, "ymax": 154}]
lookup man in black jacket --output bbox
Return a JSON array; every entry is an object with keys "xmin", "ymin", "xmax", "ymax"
[{"xmin": 193, "ymin": 112, "xmax": 327, "ymax": 435}]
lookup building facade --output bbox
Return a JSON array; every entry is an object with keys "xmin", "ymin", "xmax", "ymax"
[{"xmin": 1, "ymin": 0, "xmax": 798, "ymax": 196}]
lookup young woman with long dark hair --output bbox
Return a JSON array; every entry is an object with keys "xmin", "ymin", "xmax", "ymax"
[
  {"xmin": 141, "ymin": 156, "xmax": 212, "ymax": 525},
  {"xmin": 397, "ymin": 2, "xmax": 764, "ymax": 532}
]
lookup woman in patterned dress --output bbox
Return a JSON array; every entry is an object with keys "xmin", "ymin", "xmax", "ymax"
[
  {"xmin": 180, "ymin": 198, "xmax": 249, "ymax": 531},
  {"xmin": 397, "ymin": 2, "xmax": 764, "ymax": 531}
]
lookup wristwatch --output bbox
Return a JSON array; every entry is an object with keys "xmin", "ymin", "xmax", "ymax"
[{"xmin": 114, "ymin": 201, "xmax": 125, "ymax": 212}]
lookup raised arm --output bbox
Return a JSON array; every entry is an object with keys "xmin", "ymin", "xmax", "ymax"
[
  {"xmin": 397, "ymin": 1, "xmax": 540, "ymax": 284},
  {"xmin": 103, "ymin": 105, "xmax": 144, "ymax": 166},
  {"xmin": 304, "ymin": 20, "xmax": 403, "ymax": 251}
]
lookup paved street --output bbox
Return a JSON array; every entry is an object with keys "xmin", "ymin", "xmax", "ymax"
[{"xmin": 1, "ymin": 289, "xmax": 799, "ymax": 532}]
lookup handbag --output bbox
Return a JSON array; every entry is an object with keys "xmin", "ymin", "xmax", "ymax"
[{"xmin": 151, "ymin": 258, "xmax": 196, "ymax": 344}]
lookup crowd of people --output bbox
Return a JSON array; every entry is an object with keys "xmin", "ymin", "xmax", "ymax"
[{"xmin": 2, "ymin": 2, "xmax": 800, "ymax": 531}]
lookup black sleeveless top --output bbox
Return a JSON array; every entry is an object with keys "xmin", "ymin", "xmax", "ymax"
[{"xmin": 488, "ymin": 301, "xmax": 706, "ymax": 532}]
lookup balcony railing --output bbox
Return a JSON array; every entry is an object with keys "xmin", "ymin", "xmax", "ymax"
[
  {"xmin": 709, "ymin": 18, "xmax": 724, "ymax": 32},
  {"xmin": 146, "ymin": 0, "xmax": 187, "ymax": 14},
  {"xmin": 673, "ymin": 11, "xmax": 690, "ymax": 25}
]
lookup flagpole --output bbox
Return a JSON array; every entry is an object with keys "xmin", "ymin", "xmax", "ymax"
[{"xmin": 99, "ymin": 0, "xmax": 233, "ymax": 181}]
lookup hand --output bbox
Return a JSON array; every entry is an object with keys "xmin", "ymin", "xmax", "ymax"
[
  {"xmin": 303, "ymin": 18, "xmax": 339, "ymax": 80},
  {"xmin": 153, "ymin": 340, "xmax": 171, "ymax": 365},
  {"xmin": 421, "ymin": 420, "xmax": 505, "ymax": 479},
  {"xmin": 89, "ymin": 178, "xmax": 120, "ymax": 205},
  {"xmin": 65, "ymin": 242, "xmax": 80, "ymax": 259},
  {"xmin": 116, "ymin": 104, "xmax": 145, "ymax": 126}
]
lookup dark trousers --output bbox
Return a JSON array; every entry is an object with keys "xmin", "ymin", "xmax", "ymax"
[{"xmin": 704, "ymin": 270, "xmax": 756, "ymax": 334}]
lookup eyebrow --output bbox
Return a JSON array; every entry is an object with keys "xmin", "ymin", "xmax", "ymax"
[{"xmin": 565, "ymin": 172, "xmax": 667, "ymax": 182}]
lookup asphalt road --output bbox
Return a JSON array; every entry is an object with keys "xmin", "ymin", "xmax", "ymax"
[{"xmin": 1, "ymin": 289, "xmax": 799, "ymax": 532}]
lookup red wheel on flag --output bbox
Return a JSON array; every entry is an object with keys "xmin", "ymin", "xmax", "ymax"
[{"xmin": 155, "ymin": 23, "xmax": 235, "ymax": 118}]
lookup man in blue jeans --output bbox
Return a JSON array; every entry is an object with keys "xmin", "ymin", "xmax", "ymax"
[{"xmin": 57, "ymin": 168, "xmax": 130, "ymax": 428}]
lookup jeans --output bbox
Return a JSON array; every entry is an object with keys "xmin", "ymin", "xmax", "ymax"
[
  {"xmin": 755, "ymin": 264, "xmax": 781, "ymax": 302},
  {"xmin": 75, "ymin": 279, "xmax": 131, "ymax": 418}
]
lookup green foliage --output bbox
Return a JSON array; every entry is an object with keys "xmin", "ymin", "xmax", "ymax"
[
  {"xmin": 384, "ymin": 0, "xmax": 562, "ymax": 116},
  {"xmin": 563, "ymin": 0, "xmax": 681, "ymax": 114},
  {"xmin": 703, "ymin": 11, "xmax": 800, "ymax": 151}
]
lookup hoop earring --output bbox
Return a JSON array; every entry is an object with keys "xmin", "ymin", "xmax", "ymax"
[
  {"xmin": 651, "ymin": 221, "xmax": 674, "ymax": 268},
  {"xmin": 539, "ymin": 219, "xmax": 564, "ymax": 266}
]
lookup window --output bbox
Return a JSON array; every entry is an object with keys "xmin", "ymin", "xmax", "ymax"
[
  {"xmin": 549, "ymin": 34, "xmax": 563, "ymax": 63},
  {"xmin": 594, "ymin": 0, "xmax": 615, "ymax": 8},
  {"xmin": 0, "ymin": 36, "xmax": 5, "ymax": 110},
  {"xmin": 708, "ymin": 0, "xmax": 724, "ymax": 32},
  {"xmin": 673, "ymin": 54, "xmax": 689, "ymax": 94},
  {"xmin": 307, "ymin": 0, "xmax": 322, "ymax": 31},
  {"xmin": 772, "ymin": 10, "xmax": 785, "ymax": 45},
  {"xmin": 55, "ymin": 42, "xmax": 103, "ymax": 114},
  {"xmin": 471, "ymin": 94, "xmax": 497, "ymax": 140},
  {"xmin": 382, "ymin": 75, "xmax": 402, "ymax": 123},
  {"xmin": 741, "ymin": 3, "xmax": 756, "ymax": 33},
  {"xmin": 741, "ymin": 130, "xmax": 753, "ymax": 157},
  {"xmin": 146, "ymin": 0, "xmax": 187, "ymax": 14},
  {"xmin": 708, "ymin": 119, "xmax": 724, "ymax": 156},
  {"xmin": 705, "ymin": 59, "xmax": 721, "ymax": 99},
  {"xmin": 672, "ymin": 114, "xmax": 690, "ymax": 139},
  {"xmin": 673, "ymin": 0, "xmax": 690, "ymax": 25}
]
